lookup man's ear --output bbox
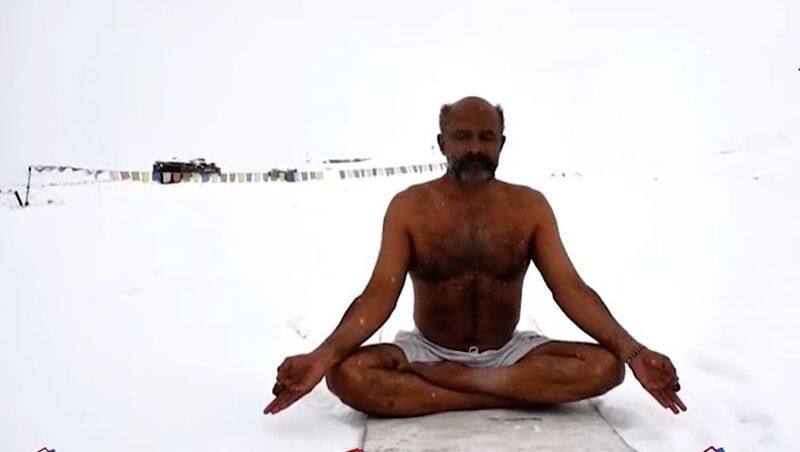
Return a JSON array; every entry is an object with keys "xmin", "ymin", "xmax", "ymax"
[
  {"xmin": 499, "ymin": 135, "xmax": 507, "ymax": 150},
  {"xmin": 436, "ymin": 134, "xmax": 445, "ymax": 153}
]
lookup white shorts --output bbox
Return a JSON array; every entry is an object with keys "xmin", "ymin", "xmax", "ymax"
[{"xmin": 392, "ymin": 328, "xmax": 552, "ymax": 368}]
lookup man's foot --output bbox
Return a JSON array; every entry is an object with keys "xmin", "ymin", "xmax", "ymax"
[{"xmin": 400, "ymin": 361, "xmax": 475, "ymax": 392}]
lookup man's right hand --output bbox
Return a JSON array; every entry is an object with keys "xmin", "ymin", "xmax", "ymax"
[{"xmin": 264, "ymin": 351, "xmax": 335, "ymax": 415}]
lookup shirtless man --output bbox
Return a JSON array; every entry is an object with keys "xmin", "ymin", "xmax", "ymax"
[{"xmin": 264, "ymin": 96, "xmax": 686, "ymax": 418}]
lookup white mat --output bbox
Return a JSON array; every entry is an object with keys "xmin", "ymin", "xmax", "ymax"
[{"xmin": 363, "ymin": 400, "xmax": 634, "ymax": 451}]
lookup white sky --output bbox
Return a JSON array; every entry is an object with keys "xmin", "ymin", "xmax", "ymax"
[{"xmin": 2, "ymin": 0, "xmax": 798, "ymax": 184}]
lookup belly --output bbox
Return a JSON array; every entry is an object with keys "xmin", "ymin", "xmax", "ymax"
[{"xmin": 411, "ymin": 272, "xmax": 524, "ymax": 352}]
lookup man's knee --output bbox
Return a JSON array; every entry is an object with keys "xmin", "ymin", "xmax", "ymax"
[
  {"xmin": 326, "ymin": 344, "xmax": 406, "ymax": 394},
  {"xmin": 588, "ymin": 348, "xmax": 625, "ymax": 393},
  {"xmin": 325, "ymin": 358, "xmax": 363, "ymax": 398},
  {"xmin": 326, "ymin": 354, "xmax": 400, "ymax": 416}
]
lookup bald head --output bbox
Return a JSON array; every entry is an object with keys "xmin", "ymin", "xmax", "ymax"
[
  {"xmin": 439, "ymin": 96, "xmax": 504, "ymax": 135},
  {"xmin": 436, "ymin": 96, "xmax": 507, "ymax": 184}
]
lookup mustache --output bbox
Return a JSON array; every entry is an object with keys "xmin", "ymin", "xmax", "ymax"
[{"xmin": 452, "ymin": 153, "xmax": 497, "ymax": 173}]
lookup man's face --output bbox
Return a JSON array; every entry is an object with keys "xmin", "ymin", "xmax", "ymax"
[{"xmin": 438, "ymin": 100, "xmax": 505, "ymax": 183}]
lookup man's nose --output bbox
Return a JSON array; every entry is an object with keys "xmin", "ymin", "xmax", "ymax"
[{"xmin": 465, "ymin": 139, "xmax": 483, "ymax": 154}]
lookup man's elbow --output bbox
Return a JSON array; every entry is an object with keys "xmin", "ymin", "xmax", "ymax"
[
  {"xmin": 363, "ymin": 273, "xmax": 405, "ymax": 306},
  {"xmin": 360, "ymin": 286, "xmax": 400, "ymax": 315},
  {"xmin": 552, "ymin": 281, "xmax": 591, "ymax": 305}
]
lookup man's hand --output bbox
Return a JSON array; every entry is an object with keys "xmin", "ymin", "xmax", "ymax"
[
  {"xmin": 264, "ymin": 351, "xmax": 332, "ymax": 415},
  {"xmin": 629, "ymin": 348, "xmax": 687, "ymax": 414}
]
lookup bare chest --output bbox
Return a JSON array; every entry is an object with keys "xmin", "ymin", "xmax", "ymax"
[{"xmin": 409, "ymin": 205, "xmax": 531, "ymax": 281}]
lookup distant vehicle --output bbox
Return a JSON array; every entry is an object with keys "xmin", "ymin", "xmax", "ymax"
[
  {"xmin": 323, "ymin": 157, "xmax": 371, "ymax": 164},
  {"xmin": 153, "ymin": 158, "xmax": 221, "ymax": 184}
]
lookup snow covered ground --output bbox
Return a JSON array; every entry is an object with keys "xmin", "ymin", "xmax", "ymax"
[{"xmin": 2, "ymin": 147, "xmax": 798, "ymax": 451}]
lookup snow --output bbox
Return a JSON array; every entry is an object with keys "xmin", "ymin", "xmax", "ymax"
[
  {"xmin": 0, "ymin": 177, "xmax": 397, "ymax": 449},
  {"xmin": 2, "ymin": 150, "xmax": 798, "ymax": 451}
]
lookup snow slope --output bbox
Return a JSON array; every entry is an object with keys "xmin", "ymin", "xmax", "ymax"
[{"xmin": 2, "ymin": 149, "xmax": 798, "ymax": 451}]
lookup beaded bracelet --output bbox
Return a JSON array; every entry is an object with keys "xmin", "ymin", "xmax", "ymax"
[{"xmin": 624, "ymin": 344, "xmax": 646, "ymax": 365}]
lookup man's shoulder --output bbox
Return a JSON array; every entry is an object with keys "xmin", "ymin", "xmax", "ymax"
[
  {"xmin": 494, "ymin": 182, "xmax": 548, "ymax": 233},
  {"xmin": 392, "ymin": 180, "xmax": 435, "ymax": 203},
  {"xmin": 386, "ymin": 182, "xmax": 425, "ymax": 213},
  {"xmin": 495, "ymin": 180, "xmax": 543, "ymax": 204}
]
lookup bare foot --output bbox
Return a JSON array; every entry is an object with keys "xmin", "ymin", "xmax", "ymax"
[{"xmin": 402, "ymin": 361, "xmax": 474, "ymax": 392}]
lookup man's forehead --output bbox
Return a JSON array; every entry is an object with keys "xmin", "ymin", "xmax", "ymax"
[{"xmin": 445, "ymin": 97, "xmax": 501, "ymax": 129}]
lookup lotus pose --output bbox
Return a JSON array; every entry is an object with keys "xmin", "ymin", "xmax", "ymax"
[{"xmin": 265, "ymin": 96, "xmax": 686, "ymax": 418}]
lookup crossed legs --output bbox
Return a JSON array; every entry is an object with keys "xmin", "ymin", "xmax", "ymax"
[{"xmin": 325, "ymin": 340, "xmax": 625, "ymax": 417}]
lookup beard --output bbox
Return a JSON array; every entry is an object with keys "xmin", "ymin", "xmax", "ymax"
[{"xmin": 451, "ymin": 152, "xmax": 498, "ymax": 181}]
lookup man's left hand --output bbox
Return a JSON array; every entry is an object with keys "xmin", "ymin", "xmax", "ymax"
[{"xmin": 629, "ymin": 348, "xmax": 687, "ymax": 414}]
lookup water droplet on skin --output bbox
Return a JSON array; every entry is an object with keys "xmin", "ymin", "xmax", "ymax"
[
  {"xmin": 431, "ymin": 392, "xmax": 437, "ymax": 398},
  {"xmin": 357, "ymin": 359, "xmax": 363, "ymax": 366},
  {"xmin": 391, "ymin": 276, "xmax": 396, "ymax": 282},
  {"xmin": 359, "ymin": 317, "xmax": 365, "ymax": 325}
]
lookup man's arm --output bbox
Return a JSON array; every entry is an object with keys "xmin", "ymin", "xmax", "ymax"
[
  {"xmin": 265, "ymin": 192, "xmax": 412, "ymax": 415},
  {"xmin": 527, "ymin": 190, "xmax": 642, "ymax": 359},
  {"xmin": 312, "ymin": 190, "xmax": 412, "ymax": 368}
]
